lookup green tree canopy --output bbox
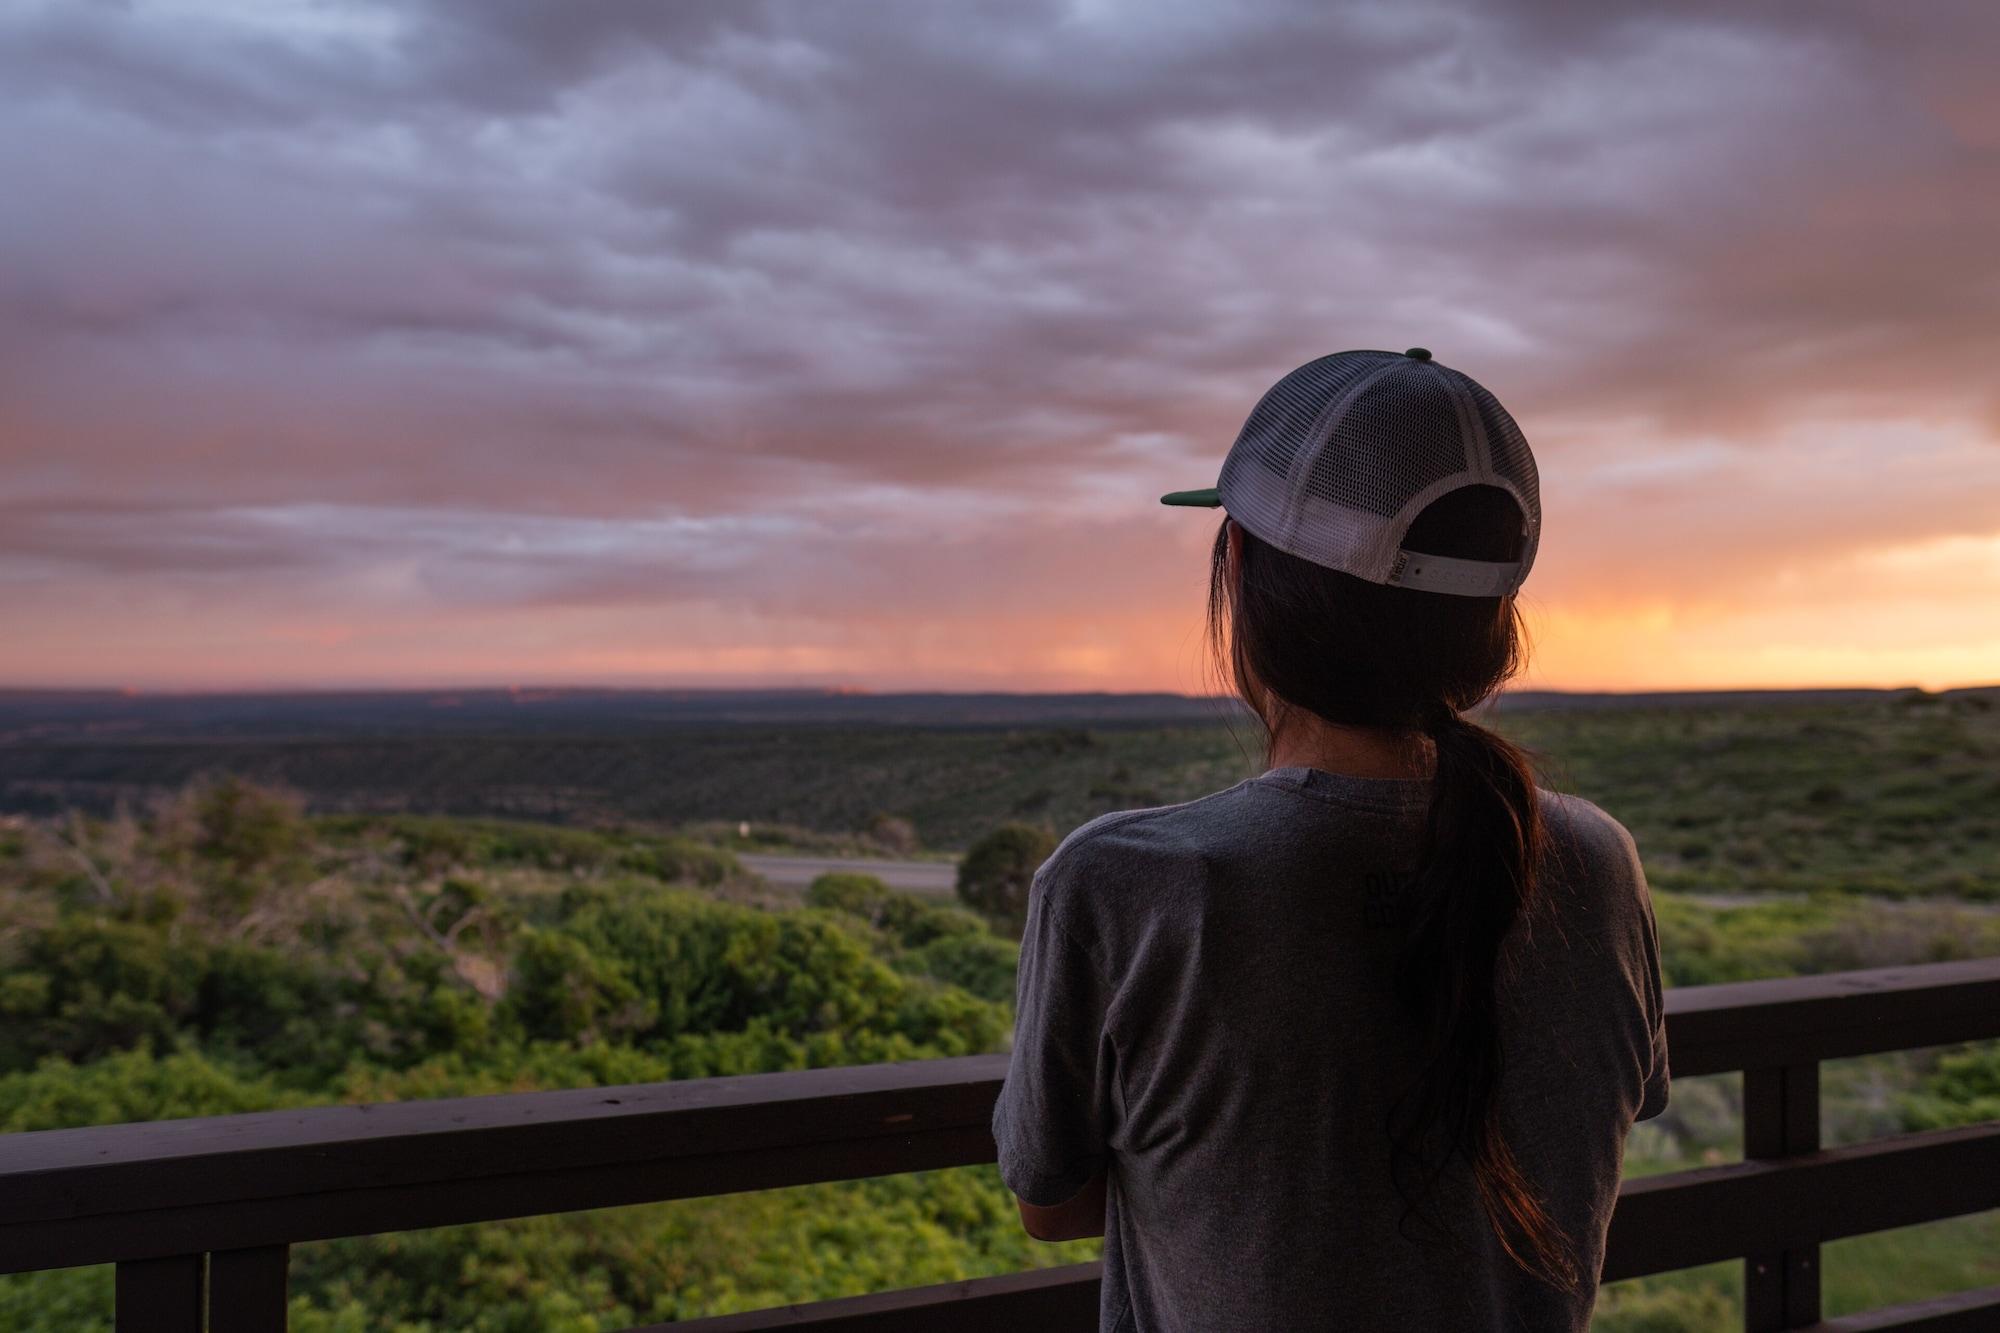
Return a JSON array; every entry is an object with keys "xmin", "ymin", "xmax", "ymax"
[{"xmin": 954, "ymin": 823, "xmax": 1055, "ymax": 936}]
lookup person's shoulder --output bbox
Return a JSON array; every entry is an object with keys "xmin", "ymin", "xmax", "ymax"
[
  {"xmin": 1537, "ymin": 790, "xmax": 1650, "ymax": 909},
  {"xmin": 1540, "ymin": 789, "xmax": 1640, "ymax": 861},
  {"xmin": 1032, "ymin": 781, "xmax": 1261, "ymax": 914},
  {"xmin": 1042, "ymin": 782, "xmax": 1253, "ymax": 874}
]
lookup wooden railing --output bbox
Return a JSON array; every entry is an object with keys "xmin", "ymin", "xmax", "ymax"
[{"xmin": 2, "ymin": 958, "xmax": 1998, "ymax": 1332}]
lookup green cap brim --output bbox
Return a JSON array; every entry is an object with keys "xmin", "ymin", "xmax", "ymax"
[{"xmin": 1159, "ymin": 487, "xmax": 1222, "ymax": 507}]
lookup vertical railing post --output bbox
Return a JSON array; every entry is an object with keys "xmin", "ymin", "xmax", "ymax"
[
  {"xmin": 116, "ymin": 1253, "xmax": 205, "ymax": 1333},
  {"xmin": 1742, "ymin": 1062, "xmax": 1821, "ymax": 1332},
  {"xmin": 210, "ymin": 1244, "xmax": 290, "ymax": 1333}
]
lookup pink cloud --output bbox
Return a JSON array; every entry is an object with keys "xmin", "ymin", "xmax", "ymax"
[{"xmin": 3, "ymin": 0, "xmax": 1998, "ymax": 690}]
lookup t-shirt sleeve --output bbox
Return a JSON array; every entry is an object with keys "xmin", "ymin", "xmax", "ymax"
[
  {"xmin": 1635, "ymin": 865, "xmax": 1672, "ymax": 1122},
  {"xmin": 991, "ymin": 859, "xmax": 1119, "ymax": 1207}
]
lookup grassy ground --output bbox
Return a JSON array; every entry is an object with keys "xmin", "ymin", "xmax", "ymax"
[
  {"xmin": 4, "ymin": 692, "xmax": 1994, "ymax": 900},
  {"xmin": 2, "ymin": 689, "xmax": 1997, "ymax": 1330},
  {"xmin": 1502, "ymin": 693, "xmax": 2000, "ymax": 901}
]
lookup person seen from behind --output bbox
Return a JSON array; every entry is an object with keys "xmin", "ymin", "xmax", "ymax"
[{"xmin": 992, "ymin": 348, "xmax": 1671, "ymax": 1332}]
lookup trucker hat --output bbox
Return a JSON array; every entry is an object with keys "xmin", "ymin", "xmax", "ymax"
[{"xmin": 1161, "ymin": 348, "xmax": 1540, "ymax": 597}]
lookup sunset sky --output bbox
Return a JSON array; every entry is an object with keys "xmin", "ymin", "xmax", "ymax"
[{"xmin": 5, "ymin": 0, "xmax": 1998, "ymax": 695}]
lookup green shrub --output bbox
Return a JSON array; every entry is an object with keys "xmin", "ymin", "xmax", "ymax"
[
  {"xmin": 0, "ymin": 1047, "xmax": 304, "ymax": 1132},
  {"xmin": 1899, "ymin": 1045, "xmax": 2000, "ymax": 1131},
  {"xmin": 956, "ymin": 824, "xmax": 1056, "ymax": 936},
  {"xmin": 0, "ymin": 919, "xmax": 198, "ymax": 1068},
  {"xmin": 804, "ymin": 872, "xmax": 895, "ymax": 918},
  {"xmin": 194, "ymin": 776, "xmax": 306, "ymax": 871},
  {"xmin": 862, "ymin": 813, "xmax": 920, "ymax": 854},
  {"xmin": 317, "ymin": 815, "xmax": 740, "ymax": 887},
  {"xmin": 900, "ymin": 933, "xmax": 1020, "ymax": 1004},
  {"xmin": 807, "ymin": 874, "xmax": 989, "ymax": 949},
  {"xmin": 503, "ymin": 929, "xmax": 649, "ymax": 1044}
]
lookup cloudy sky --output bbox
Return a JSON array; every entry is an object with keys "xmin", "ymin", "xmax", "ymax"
[{"xmin": 4, "ymin": 0, "xmax": 1998, "ymax": 693}]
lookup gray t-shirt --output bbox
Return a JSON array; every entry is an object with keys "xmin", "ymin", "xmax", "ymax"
[{"xmin": 992, "ymin": 766, "xmax": 1670, "ymax": 1332}]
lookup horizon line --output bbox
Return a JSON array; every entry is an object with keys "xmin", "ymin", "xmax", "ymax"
[{"xmin": 0, "ymin": 681, "xmax": 1993, "ymax": 700}]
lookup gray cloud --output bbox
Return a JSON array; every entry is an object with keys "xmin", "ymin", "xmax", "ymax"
[{"xmin": 3, "ymin": 0, "xmax": 1997, "ymax": 685}]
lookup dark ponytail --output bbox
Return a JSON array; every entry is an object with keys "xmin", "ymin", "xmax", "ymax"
[
  {"xmin": 1397, "ymin": 703, "xmax": 1573, "ymax": 1290},
  {"xmin": 1207, "ymin": 485, "xmax": 1577, "ymax": 1292}
]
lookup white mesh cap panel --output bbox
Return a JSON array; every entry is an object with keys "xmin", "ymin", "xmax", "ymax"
[
  {"xmin": 1216, "ymin": 351, "xmax": 1401, "ymax": 553},
  {"xmin": 1460, "ymin": 376, "xmax": 1541, "ymax": 525},
  {"xmin": 1459, "ymin": 374, "xmax": 1541, "ymax": 586},
  {"xmin": 1309, "ymin": 364, "xmax": 1472, "ymax": 518},
  {"xmin": 1211, "ymin": 350, "xmax": 1542, "ymax": 593},
  {"xmin": 1294, "ymin": 363, "xmax": 1478, "ymax": 579}
]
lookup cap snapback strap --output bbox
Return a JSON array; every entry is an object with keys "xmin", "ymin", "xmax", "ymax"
[{"xmin": 1386, "ymin": 550, "xmax": 1522, "ymax": 597}]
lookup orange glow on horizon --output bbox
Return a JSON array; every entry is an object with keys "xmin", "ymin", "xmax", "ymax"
[
  {"xmin": 7, "ymin": 572, "xmax": 1996, "ymax": 697},
  {"xmin": 6, "ymin": 6, "xmax": 1999, "ymax": 699}
]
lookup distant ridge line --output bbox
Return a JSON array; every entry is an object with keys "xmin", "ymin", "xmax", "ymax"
[
  {"xmin": 0, "ymin": 683, "xmax": 1992, "ymax": 702},
  {"xmin": 0, "ymin": 682, "xmax": 1993, "ymax": 742}
]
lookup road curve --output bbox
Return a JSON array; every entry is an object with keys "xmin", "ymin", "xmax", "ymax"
[
  {"xmin": 736, "ymin": 855, "xmax": 1999, "ymax": 916},
  {"xmin": 737, "ymin": 853, "xmax": 958, "ymax": 895}
]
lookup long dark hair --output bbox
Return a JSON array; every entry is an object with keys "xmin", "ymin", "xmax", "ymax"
[{"xmin": 1206, "ymin": 484, "xmax": 1577, "ymax": 1292}]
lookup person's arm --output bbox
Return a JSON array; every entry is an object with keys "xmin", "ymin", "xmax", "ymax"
[
  {"xmin": 991, "ymin": 851, "xmax": 1119, "ymax": 1240},
  {"xmin": 1014, "ymin": 1165, "xmax": 1108, "ymax": 1242}
]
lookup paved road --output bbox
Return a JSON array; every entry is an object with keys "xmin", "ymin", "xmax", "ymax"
[
  {"xmin": 736, "ymin": 855, "xmax": 1999, "ymax": 915},
  {"xmin": 738, "ymin": 853, "xmax": 958, "ymax": 895}
]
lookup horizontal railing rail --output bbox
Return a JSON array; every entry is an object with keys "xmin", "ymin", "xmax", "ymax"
[{"xmin": 1, "ymin": 958, "xmax": 1996, "ymax": 1332}]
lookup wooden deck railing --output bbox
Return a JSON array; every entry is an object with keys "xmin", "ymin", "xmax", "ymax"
[{"xmin": 2, "ymin": 958, "xmax": 1998, "ymax": 1332}]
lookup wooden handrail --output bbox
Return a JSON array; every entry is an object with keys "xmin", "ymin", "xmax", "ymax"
[
  {"xmin": 0, "ymin": 1055, "xmax": 1009, "ymax": 1274},
  {"xmin": 0, "ymin": 958, "xmax": 1996, "ymax": 1331},
  {"xmin": 1660, "ymin": 957, "xmax": 2000, "ymax": 1077}
]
